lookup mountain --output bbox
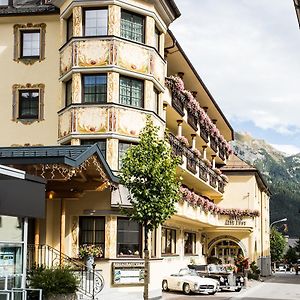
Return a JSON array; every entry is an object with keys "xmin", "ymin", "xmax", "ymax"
[{"xmin": 231, "ymin": 132, "xmax": 300, "ymax": 238}]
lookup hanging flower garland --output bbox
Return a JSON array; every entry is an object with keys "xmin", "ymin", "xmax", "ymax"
[
  {"xmin": 180, "ymin": 186, "xmax": 260, "ymax": 218},
  {"xmin": 166, "ymin": 76, "xmax": 234, "ymax": 157}
]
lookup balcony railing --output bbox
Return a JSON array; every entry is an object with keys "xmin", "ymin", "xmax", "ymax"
[
  {"xmin": 219, "ymin": 145, "xmax": 226, "ymax": 161},
  {"xmin": 166, "ymin": 77, "xmax": 231, "ymax": 160},
  {"xmin": 171, "ymin": 91, "xmax": 185, "ymax": 116},
  {"xmin": 168, "ymin": 133, "xmax": 226, "ymax": 193},
  {"xmin": 187, "ymin": 112, "xmax": 198, "ymax": 131},
  {"xmin": 186, "ymin": 152, "xmax": 197, "ymax": 174},
  {"xmin": 210, "ymin": 136, "xmax": 218, "ymax": 153},
  {"xmin": 200, "ymin": 125, "xmax": 209, "ymax": 143}
]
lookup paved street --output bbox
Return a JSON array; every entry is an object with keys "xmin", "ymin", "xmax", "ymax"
[{"xmin": 162, "ymin": 272, "xmax": 300, "ymax": 300}]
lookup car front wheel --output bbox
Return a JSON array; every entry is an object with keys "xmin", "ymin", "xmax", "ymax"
[
  {"xmin": 183, "ymin": 283, "xmax": 191, "ymax": 295},
  {"xmin": 235, "ymin": 287, "xmax": 242, "ymax": 292},
  {"xmin": 162, "ymin": 280, "xmax": 169, "ymax": 291}
]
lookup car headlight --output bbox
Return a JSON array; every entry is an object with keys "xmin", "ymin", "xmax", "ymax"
[
  {"xmin": 220, "ymin": 277, "xmax": 224, "ymax": 282},
  {"xmin": 194, "ymin": 283, "xmax": 199, "ymax": 289},
  {"xmin": 240, "ymin": 277, "xmax": 244, "ymax": 282}
]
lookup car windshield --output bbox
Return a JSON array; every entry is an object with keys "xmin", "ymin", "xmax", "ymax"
[{"xmin": 179, "ymin": 269, "xmax": 197, "ymax": 276}]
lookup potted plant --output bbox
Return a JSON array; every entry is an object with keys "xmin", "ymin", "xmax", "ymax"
[
  {"xmin": 78, "ymin": 244, "xmax": 103, "ymax": 270},
  {"xmin": 28, "ymin": 266, "xmax": 78, "ymax": 300}
]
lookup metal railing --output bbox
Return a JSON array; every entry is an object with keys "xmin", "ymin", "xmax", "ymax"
[
  {"xmin": 168, "ymin": 133, "xmax": 226, "ymax": 193},
  {"xmin": 27, "ymin": 244, "xmax": 104, "ymax": 299}
]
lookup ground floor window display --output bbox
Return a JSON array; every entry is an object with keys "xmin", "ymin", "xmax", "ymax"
[
  {"xmin": 184, "ymin": 232, "xmax": 196, "ymax": 255},
  {"xmin": 79, "ymin": 216, "xmax": 105, "ymax": 252},
  {"xmin": 0, "ymin": 216, "xmax": 24, "ymax": 290},
  {"xmin": 161, "ymin": 227, "xmax": 176, "ymax": 255},
  {"xmin": 117, "ymin": 218, "xmax": 141, "ymax": 257}
]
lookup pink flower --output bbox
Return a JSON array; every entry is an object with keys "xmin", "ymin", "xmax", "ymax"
[{"xmin": 176, "ymin": 135, "xmax": 189, "ymax": 147}]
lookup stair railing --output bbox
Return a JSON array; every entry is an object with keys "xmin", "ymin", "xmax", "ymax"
[{"xmin": 27, "ymin": 244, "xmax": 104, "ymax": 299}]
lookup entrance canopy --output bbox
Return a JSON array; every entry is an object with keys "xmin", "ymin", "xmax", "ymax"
[
  {"xmin": 0, "ymin": 144, "xmax": 119, "ymax": 198},
  {"xmin": 0, "ymin": 165, "xmax": 46, "ymax": 218}
]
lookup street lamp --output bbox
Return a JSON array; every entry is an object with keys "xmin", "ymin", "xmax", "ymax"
[{"xmin": 270, "ymin": 218, "xmax": 287, "ymax": 228}]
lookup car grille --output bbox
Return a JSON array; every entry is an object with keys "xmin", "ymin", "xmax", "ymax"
[{"xmin": 199, "ymin": 285, "xmax": 214, "ymax": 289}]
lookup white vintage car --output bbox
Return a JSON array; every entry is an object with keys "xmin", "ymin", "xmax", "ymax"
[{"xmin": 162, "ymin": 268, "xmax": 220, "ymax": 295}]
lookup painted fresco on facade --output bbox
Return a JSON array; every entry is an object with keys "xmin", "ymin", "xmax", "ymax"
[
  {"xmin": 117, "ymin": 41, "xmax": 149, "ymax": 74},
  {"xmin": 77, "ymin": 40, "xmax": 110, "ymax": 67},
  {"xmin": 58, "ymin": 109, "xmax": 72, "ymax": 138},
  {"xmin": 60, "ymin": 44, "xmax": 72, "ymax": 75},
  {"xmin": 77, "ymin": 107, "xmax": 108, "ymax": 133}
]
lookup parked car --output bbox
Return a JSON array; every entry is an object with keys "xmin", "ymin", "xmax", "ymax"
[
  {"xmin": 162, "ymin": 268, "xmax": 220, "ymax": 295},
  {"xmin": 188, "ymin": 264, "xmax": 244, "ymax": 292},
  {"xmin": 277, "ymin": 264, "xmax": 287, "ymax": 272}
]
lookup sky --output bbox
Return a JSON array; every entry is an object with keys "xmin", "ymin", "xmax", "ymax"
[{"xmin": 170, "ymin": 0, "xmax": 300, "ymax": 155}]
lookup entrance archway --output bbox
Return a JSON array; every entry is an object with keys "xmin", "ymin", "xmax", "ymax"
[{"xmin": 208, "ymin": 236, "xmax": 246, "ymax": 265}]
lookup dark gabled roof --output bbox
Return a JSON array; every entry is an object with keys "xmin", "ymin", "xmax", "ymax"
[
  {"xmin": 0, "ymin": 144, "xmax": 119, "ymax": 183},
  {"xmin": 0, "ymin": 1, "xmax": 59, "ymax": 16}
]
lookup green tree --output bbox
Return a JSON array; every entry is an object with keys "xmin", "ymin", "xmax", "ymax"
[
  {"xmin": 270, "ymin": 227, "xmax": 286, "ymax": 262},
  {"xmin": 294, "ymin": 237, "xmax": 300, "ymax": 254},
  {"xmin": 284, "ymin": 247, "xmax": 298, "ymax": 264},
  {"xmin": 120, "ymin": 117, "xmax": 180, "ymax": 300}
]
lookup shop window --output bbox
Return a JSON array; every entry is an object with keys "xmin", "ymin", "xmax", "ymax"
[
  {"xmin": 79, "ymin": 216, "xmax": 105, "ymax": 254},
  {"xmin": 12, "ymin": 84, "xmax": 45, "ymax": 124},
  {"xmin": 117, "ymin": 217, "xmax": 141, "ymax": 257},
  {"xmin": 184, "ymin": 232, "xmax": 196, "ymax": 255},
  {"xmin": 81, "ymin": 139, "xmax": 106, "ymax": 158},
  {"xmin": 65, "ymin": 79, "xmax": 72, "ymax": 106},
  {"xmin": 13, "ymin": 23, "xmax": 46, "ymax": 65},
  {"xmin": 161, "ymin": 227, "xmax": 176, "ymax": 255},
  {"xmin": 121, "ymin": 10, "xmax": 144, "ymax": 43},
  {"xmin": 82, "ymin": 74, "xmax": 107, "ymax": 103},
  {"xmin": 66, "ymin": 14, "xmax": 73, "ymax": 41},
  {"xmin": 84, "ymin": 8, "xmax": 108, "ymax": 36},
  {"xmin": 119, "ymin": 76, "xmax": 144, "ymax": 108}
]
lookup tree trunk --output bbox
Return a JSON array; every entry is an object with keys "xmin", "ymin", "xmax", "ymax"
[{"xmin": 143, "ymin": 225, "xmax": 150, "ymax": 300}]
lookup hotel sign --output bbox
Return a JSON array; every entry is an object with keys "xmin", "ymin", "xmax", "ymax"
[
  {"xmin": 225, "ymin": 217, "xmax": 246, "ymax": 226},
  {"xmin": 112, "ymin": 262, "xmax": 144, "ymax": 286}
]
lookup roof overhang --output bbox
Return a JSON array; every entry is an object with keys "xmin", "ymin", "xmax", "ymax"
[
  {"xmin": 0, "ymin": 165, "xmax": 46, "ymax": 218},
  {"xmin": 294, "ymin": 0, "xmax": 300, "ymax": 28},
  {"xmin": 0, "ymin": 144, "xmax": 119, "ymax": 198},
  {"xmin": 165, "ymin": 30, "xmax": 234, "ymax": 141}
]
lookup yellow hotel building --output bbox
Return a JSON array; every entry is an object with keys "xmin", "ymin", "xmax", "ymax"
[{"xmin": 0, "ymin": 0, "xmax": 270, "ymax": 299}]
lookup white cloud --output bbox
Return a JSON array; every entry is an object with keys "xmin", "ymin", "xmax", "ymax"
[
  {"xmin": 170, "ymin": 0, "xmax": 300, "ymax": 137},
  {"xmin": 271, "ymin": 144, "xmax": 300, "ymax": 156}
]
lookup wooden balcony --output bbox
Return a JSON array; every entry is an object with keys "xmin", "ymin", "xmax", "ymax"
[
  {"xmin": 168, "ymin": 133, "xmax": 226, "ymax": 195},
  {"xmin": 171, "ymin": 91, "xmax": 185, "ymax": 116},
  {"xmin": 187, "ymin": 111, "xmax": 198, "ymax": 131},
  {"xmin": 165, "ymin": 77, "xmax": 230, "ymax": 162},
  {"xmin": 210, "ymin": 136, "xmax": 218, "ymax": 153},
  {"xmin": 200, "ymin": 125, "xmax": 209, "ymax": 143}
]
